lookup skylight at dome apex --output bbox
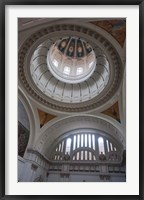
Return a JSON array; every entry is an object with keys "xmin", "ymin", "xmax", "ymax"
[{"xmin": 47, "ymin": 36, "xmax": 96, "ymax": 84}]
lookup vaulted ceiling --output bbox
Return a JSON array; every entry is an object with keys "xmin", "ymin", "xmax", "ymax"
[{"xmin": 18, "ymin": 18, "xmax": 126, "ymax": 152}]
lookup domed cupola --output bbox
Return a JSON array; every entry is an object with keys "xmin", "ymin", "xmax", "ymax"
[{"xmin": 47, "ymin": 36, "xmax": 96, "ymax": 84}]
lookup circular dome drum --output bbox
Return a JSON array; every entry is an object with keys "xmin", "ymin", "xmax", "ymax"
[
  {"xmin": 47, "ymin": 37, "xmax": 96, "ymax": 84},
  {"xmin": 19, "ymin": 23, "xmax": 123, "ymax": 112}
]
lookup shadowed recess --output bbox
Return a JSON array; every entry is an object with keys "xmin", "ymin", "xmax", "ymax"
[
  {"xmin": 38, "ymin": 109, "xmax": 57, "ymax": 128},
  {"xmin": 102, "ymin": 101, "xmax": 120, "ymax": 123}
]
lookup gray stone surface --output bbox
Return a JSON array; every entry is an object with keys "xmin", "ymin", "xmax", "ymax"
[{"xmin": 18, "ymin": 99, "xmax": 30, "ymax": 130}]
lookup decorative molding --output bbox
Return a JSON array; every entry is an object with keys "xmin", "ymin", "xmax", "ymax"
[{"xmin": 26, "ymin": 148, "xmax": 124, "ymax": 166}]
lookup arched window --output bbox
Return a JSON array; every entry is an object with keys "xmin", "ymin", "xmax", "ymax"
[
  {"xmin": 73, "ymin": 135, "xmax": 76, "ymax": 150},
  {"xmin": 59, "ymin": 143, "xmax": 61, "ymax": 151},
  {"xmin": 85, "ymin": 134, "xmax": 87, "ymax": 147},
  {"xmin": 65, "ymin": 138, "xmax": 71, "ymax": 155},
  {"xmin": 52, "ymin": 131, "xmax": 120, "ymax": 161},
  {"xmin": 81, "ymin": 134, "xmax": 84, "ymax": 147},
  {"xmin": 81, "ymin": 151, "xmax": 84, "ymax": 160},
  {"xmin": 98, "ymin": 137, "xmax": 105, "ymax": 154},
  {"xmin": 85, "ymin": 151, "xmax": 88, "ymax": 160},
  {"xmin": 110, "ymin": 142, "xmax": 113, "ymax": 151},
  {"xmin": 88, "ymin": 134, "xmax": 91, "ymax": 148},
  {"xmin": 77, "ymin": 134, "xmax": 80, "ymax": 148},
  {"xmin": 89, "ymin": 152, "xmax": 92, "ymax": 160},
  {"xmin": 92, "ymin": 134, "xmax": 95, "ymax": 150},
  {"xmin": 77, "ymin": 152, "xmax": 80, "ymax": 160},
  {"xmin": 61, "ymin": 141, "xmax": 64, "ymax": 152},
  {"xmin": 106, "ymin": 140, "xmax": 110, "ymax": 152}
]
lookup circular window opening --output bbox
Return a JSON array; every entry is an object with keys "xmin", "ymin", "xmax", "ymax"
[{"xmin": 47, "ymin": 36, "xmax": 96, "ymax": 84}]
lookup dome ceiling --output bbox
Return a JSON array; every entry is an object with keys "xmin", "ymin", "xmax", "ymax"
[
  {"xmin": 47, "ymin": 36, "xmax": 96, "ymax": 84},
  {"xmin": 19, "ymin": 24, "xmax": 123, "ymax": 112},
  {"xmin": 30, "ymin": 37, "xmax": 110, "ymax": 103}
]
